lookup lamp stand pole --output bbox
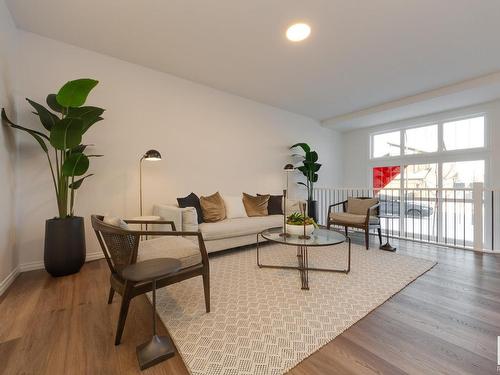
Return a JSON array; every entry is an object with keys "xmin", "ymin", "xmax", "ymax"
[{"xmin": 139, "ymin": 156, "xmax": 145, "ymax": 216}]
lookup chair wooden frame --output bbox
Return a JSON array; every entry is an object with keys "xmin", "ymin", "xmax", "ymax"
[
  {"xmin": 326, "ymin": 198, "xmax": 382, "ymax": 249},
  {"xmin": 91, "ymin": 215, "xmax": 210, "ymax": 345}
]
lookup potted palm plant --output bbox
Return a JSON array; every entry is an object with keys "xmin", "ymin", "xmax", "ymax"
[
  {"xmin": 2, "ymin": 78, "xmax": 104, "ymax": 277},
  {"xmin": 290, "ymin": 142, "xmax": 322, "ymax": 221}
]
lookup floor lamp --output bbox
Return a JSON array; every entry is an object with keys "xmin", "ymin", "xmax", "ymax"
[
  {"xmin": 281, "ymin": 164, "xmax": 295, "ymax": 236},
  {"xmin": 140, "ymin": 149, "xmax": 162, "ymax": 216}
]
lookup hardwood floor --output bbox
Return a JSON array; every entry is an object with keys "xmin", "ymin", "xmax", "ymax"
[{"xmin": 1, "ymin": 235, "xmax": 499, "ymax": 374}]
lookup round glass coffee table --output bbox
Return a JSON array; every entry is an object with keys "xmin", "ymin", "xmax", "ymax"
[{"xmin": 256, "ymin": 227, "xmax": 349, "ymax": 290}]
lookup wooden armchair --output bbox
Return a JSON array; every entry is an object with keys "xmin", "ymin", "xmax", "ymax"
[
  {"xmin": 326, "ymin": 197, "xmax": 382, "ymax": 249},
  {"xmin": 91, "ymin": 215, "xmax": 210, "ymax": 345}
]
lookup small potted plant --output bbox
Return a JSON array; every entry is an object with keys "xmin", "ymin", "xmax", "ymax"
[{"xmin": 286, "ymin": 212, "xmax": 318, "ymax": 236}]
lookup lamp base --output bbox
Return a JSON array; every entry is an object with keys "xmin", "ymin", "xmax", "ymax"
[{"xmin": 136, "ymin": 335, "xmax": 175, "ymax": 370}]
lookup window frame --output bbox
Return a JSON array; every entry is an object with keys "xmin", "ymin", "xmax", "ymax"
[{"xmin": 369, "ymin": 113, "xmax": 487, "ymax": 161}]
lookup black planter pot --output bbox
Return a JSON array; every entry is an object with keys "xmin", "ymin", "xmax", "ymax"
[
  {"xmin": 307, "ymin": 200, "xmax": 318, "ymax": 223},
  {"xmin": 44, "ymin": 216, "xmax": 86, "ymax": 277}
]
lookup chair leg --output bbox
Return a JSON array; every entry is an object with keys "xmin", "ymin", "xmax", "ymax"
[
  {"xmin": 344, "ymin": 226, "xmax": 348, "ymax": 237},
  {"xmin": 377, "ymin": 228, "xmax": 383, "ymax": 245},
  {"xmin": 202, "ymin": 271, "xmax": 210, "ymax": 313},
  {"xmin": 115, "ymin": 284, "xmax": 132, "ymax": 345},
  {"xmin": 365, "ymin": 229, "xmax": 369, "ymax": 250},
  {"xmin": 107, "ymin": 286, "xmax": 115, "ymax": 304}
]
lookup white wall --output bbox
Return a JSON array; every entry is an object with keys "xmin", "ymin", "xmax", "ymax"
[
  {"xmin": 341, "ymin": 100, "xmax": 500, "ymax": 188},
  {"xmin": 12, "ymin": 31, "xmax": 343, "ymax": 266},
  {"xmin": 0, "ymin": 0, "xmax": 18, "ymax": 291}
]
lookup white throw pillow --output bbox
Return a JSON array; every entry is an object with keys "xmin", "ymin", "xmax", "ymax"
[
  {"xmin": 223, "ymin": 195, "xmax": 248, "ymax": 219},
  {"xmin": 103, "ymin": 215, "xmax": 130, "ymax": 230}
]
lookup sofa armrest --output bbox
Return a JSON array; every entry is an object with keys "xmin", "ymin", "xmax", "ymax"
[{"xmin": 153, "ymin": 204, "xmax": 199, "ymax": 232}]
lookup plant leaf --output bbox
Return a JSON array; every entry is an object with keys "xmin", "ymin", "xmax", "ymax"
[
  {"xmin": 46, "ymin": 94, "xmax": 64, "ymax": 113},
  {"xmin": 305, "ymin": 151, "xmax": 318, "ymax": 163},
  {"xmin": 297, "ymin": 165, "xmax": 308, "ymax": 174},
  {"xmin": 290, "ymin": 143, "xmax": 311, "ymax": 153},
  {"xmin": 56, "ymin": 79, "xmax": 99, "ymax": 108},
  {"xmin": 50, "ymin": 118, "xmax": 83, "ymax": 150},
  {"xmin": 69, "ymin": 174, "xmax": 94, "ymax": 189},
  {"xmin": 2, "ymin": 108, "xmax": 49, "ymax": 152},
  {"xmin": 297, "ymin": 182, "xmax": 308, "ymax": 187},
  {"xmin": 26, "ymin": 99, "xmax": 59, "ymax": 131},
  {"xmin": 86, "ymin": 154, "xmax": 103, "ymax": 157},
  {"xmin": 70, "ymin": 144, "xmax": 88, "ymax": 154},
  {"xmin": 67, "ymin": 106, "xmax": 104, "ymax": 132},
  {"xmin": 62, "ymin": 152, "xmax": 89, "ymax": 176}
]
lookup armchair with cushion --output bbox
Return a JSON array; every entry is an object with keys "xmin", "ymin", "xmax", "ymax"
[
  {"xmin": 91, "ymin": 215, "xmax": 210, "ymax": 345},
  {"xmin": 326, "ymin": 197, "xmax": 382, "ymax": 249}
]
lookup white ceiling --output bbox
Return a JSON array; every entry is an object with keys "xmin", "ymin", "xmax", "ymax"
[{"xmin": 6, "ymin": 0, "xmax": 500, "ymax": 123}]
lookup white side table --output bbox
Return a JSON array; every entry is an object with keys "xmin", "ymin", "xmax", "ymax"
[{"xmin": 130, "ymin": 215, "xmax": 161, "ymax": 240}]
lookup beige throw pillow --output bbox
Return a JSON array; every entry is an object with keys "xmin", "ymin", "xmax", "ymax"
[
  {"xmin": 347, "ymin": 197, "xmax": 378, "ymax": 215},
  {"xmin": 242, "ymin": 193, "xmax": 269, "ymax": 217},
  {"xmin": 200, "ymin": 192, "xmax": 226, "ymax": 222}
]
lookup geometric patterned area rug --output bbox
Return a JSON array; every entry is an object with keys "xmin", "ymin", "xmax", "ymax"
[{"xmin": 152, "ymin": 242, "xmax": 436, "ymax": 375}]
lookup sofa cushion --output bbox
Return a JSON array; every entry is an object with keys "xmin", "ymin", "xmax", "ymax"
[
  {"xmin": 258, "ymin": 194, "xmax": 283, "ymax": 215},
  {"xmin": 329, "ymin": 212, "xmax": 379, "ymax": 225},
  {"xmin": 137, "ymin": 236, "xmax": 201, "ymax": 269},
  {"xmin": 177, "ymin": 192, "xmax": 203, "ymax": 224},
  {"xmin": 103, "ymin": 215, "xmax": 129, "ymax": 230},
  {"xmin": 347, "ymin": 197, "xmax": 378, "ymax": 215},
  {"xmin": 285, "ymin": 199, "xmax": 301, "ymax": 215},
  {"xmin": 223, "ymin": 195, "xmax": 247, "ymax": 219},
  {"xmin": 199, "ymin": 215, "xmax": 283, "ymax": 240},
  {"xmin": 243, "ymin": 193, "xmax": 269, "ymax": 217},
  {"xmin": 200, "ymin": 192, "xmax": 226, "ymax": 222}
]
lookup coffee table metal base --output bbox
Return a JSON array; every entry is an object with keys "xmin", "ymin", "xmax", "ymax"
[{"xmin": 257, "ymin": 234, "xmax": 351, "ymax": 290}]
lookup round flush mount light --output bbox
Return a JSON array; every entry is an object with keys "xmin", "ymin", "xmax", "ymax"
[{"xmin": 286, "ymin": 23, "xmax": 311, "ymax": 42}]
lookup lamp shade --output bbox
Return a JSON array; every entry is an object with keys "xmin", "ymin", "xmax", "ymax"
[
  {"xmin": 283, "ymin": 163, "xmax": 294, "ymax": 171},
  {"xmin": 142, "ymin": 149, "xmax": 162, "ymax": 161}
]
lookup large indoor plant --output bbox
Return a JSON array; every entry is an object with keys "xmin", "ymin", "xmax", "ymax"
[
  {"xmin": 290, "ymin": 142, "xmax": 322, "ymax": 221},
  {"xmin": 2, "ymin": 78, "xmax": 104, "ymax": 276}
]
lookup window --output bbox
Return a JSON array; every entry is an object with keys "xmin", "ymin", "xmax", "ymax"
[
  {"xmin": 372, "ymin": 131, "xmax": 400, "ymax": 158},
  {"xmin": 443, "ymin": 116, "xmax": 484, "ymax": 151},
  {"xmin": 442, "ymin": 160, "xmax": 485, "ymax": 189},
  {"xmin": 371, "ymin": 114, "xmax": 485, "ymax": 159},
  {"xmin": 404, "ymin": 124, "xmax": 438, "ymax": 155}
]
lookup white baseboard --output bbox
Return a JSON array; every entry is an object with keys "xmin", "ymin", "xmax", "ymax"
[
  {"xmin": 0, "ymin": 266, "xmax": 20, "ymax": 297},
  {"xmin": 0, "ymin": 251, "xmax": 105, "ymax": 297},
  {"xmin": 85, "ymin": 251, "xmax": 104, "ymax": 262},
  {"xmin": 19, "ymin": 260, "xmax": 44, "ymax": 272}
]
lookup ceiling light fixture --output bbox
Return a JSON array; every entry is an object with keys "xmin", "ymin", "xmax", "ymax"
[{"xmin": 286, "ymin": 23, "xmax": 311, "ymax": 42}]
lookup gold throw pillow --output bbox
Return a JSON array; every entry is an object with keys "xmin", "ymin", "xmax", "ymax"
[
  {"xmin": 242, "ymin": 193, "xmax": 269, "ymax": 217},
  {"xmin": 200, "ymin": 192, "xmax": 226, "ymax": 222}
]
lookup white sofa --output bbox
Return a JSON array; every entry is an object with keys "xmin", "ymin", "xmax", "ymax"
[{"xmin": 153, "ymin": 201, "xmax": 300, "ymax": 253}]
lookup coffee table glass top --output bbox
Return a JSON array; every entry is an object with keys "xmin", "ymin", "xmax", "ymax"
[{"xmin": 260, "ymin": 227, "xmax": 346, "ymax": 247}]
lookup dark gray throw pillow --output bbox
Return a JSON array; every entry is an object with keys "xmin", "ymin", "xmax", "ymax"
[
  {"xmin": 258, "ymin": 194, "xmax": 283, "ymax": 215},
  {"xmin": 177, "ymin": 193, "xmax": 203, "ymax": 224}
]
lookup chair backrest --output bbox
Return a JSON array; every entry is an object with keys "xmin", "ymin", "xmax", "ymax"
[
  {"xmin": 91, "ymin": 215, "xmax": 140, "ymax": 275},
  {"xmin": 346, "ymin": 197, "xmax": 379, "ymax": 216}
]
